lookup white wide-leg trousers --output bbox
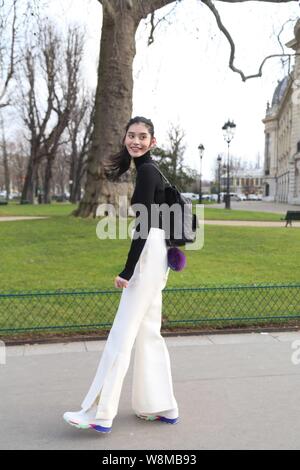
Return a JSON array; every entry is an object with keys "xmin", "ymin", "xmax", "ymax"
[{"xmin": 81, "ymin": 227, "xmax": 178, "ymax": 420}]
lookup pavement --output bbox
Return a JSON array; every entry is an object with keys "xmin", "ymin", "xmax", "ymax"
[
  {"xmin": 0, "ymin": 216, "xmax": 48, "ymax": 222},
  {"xmin": 209, "ymin": 200, "xmax": 300, "ymax": 213},
  {"xmin": 3, "ymin": 216, "xmax": 294, "ymax": 227},
  {"xmin": 1, "ymin": 331, "xmax": 300, "ymax": 450},
  {"xmin": 204, "ymin": 220, "xmax": 300, "ymax": 227}
]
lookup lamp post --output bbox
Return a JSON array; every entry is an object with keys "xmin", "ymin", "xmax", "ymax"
[
  {"xmin": 69, "ymin": 179, "xmax": 73, "ymax": 199},
  {"xmin": 198, "ymin": 144, "xmax": 205, "ymax": 204},
  {"xmin": 222, "ymin": 120, "xmax": 236, "ymax": 209},
  {"xmin": 217, "ymin": 154, "xmax": 222, "ymax": 203}
]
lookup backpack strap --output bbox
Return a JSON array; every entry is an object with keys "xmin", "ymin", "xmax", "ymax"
[
  {"xmin": 147, "ymin": 162, "xmax": 185, "ymax": 193},
  {"xmin": 147, "ymin": 162, "xmax": 172, "ymax": 187}
]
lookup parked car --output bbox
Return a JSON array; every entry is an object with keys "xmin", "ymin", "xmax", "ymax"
[
  {"xmin": 0, "ymin": 191, "xmax": 21, "ymax": 199},
  {"xmin": 9, "ymin": 192, "xmax": 21, "ymax": 200},
  {"xmin": 181, "ymin": 192, "xmax": 199, "ymax": 201},
  {"xmin": 237, "ymin": 193, "xmax": 247, "ymax": 201},
  {"xmin": 52, "ymin": 193, "xmax": 69, "ymax": 202},
  {"xmin": 226, "ymin": 192, "xmax": 243, "ymax": 201},
  {"xmin": 247, "ymin": 194, "xmax": 259, "ymax": 201}
]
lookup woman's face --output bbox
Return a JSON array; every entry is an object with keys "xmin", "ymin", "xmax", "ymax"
[{"xmin": 124, "ymin": 122, "xmax": 156, "ymax": 158}]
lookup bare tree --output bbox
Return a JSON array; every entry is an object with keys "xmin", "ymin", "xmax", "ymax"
[
  {"xmin": 18, "ymin": 23, "xmax": 85, "ymax": 203},
  {"xmin": 73, "ymin": 0, "xmax": 298, "ymax": 219},
  {"xmin": 42, "ymin": 26, "xmax": 85, "ymax": 203},
  {"xmin": 12, "ymin": 139, "xmax": 28, "ymax": 194},
  {"xmin": 152, "ymin": 123, "xmax": 186, "ymax": 187},
  {"xmin": 67, "ymin": 91, "xmax": 95, "ymax": 203},
  {"xmin": 0, "ymin": 134, "xmax": 29, "ymax": 196},
  {"xmin": 0, "ymin": 116, "xmax": 10, "ymax": 200},
  {"xmin": 0, "ymin": 0, "xmax": 18, "ymax": 109},
  {"xmin": 167, "ymin": 124, "xmax": 186, "ymax": 180},
  {"xmin": 53, "ymin": 147, "xmax": 69, "ymax": 198}
]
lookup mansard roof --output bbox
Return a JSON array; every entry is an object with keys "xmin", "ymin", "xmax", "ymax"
[{"xmin": 271, "ymin": 76, "xmax": 289, "ymax": 107}]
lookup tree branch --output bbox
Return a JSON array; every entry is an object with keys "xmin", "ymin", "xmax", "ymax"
[
  {"xmin": 202, "ymin": 0, "xmax": 300, "ymax": 81},
  {"xmin": 142, "ymin": 0, "xmax": 298, "ymax": 19},
  {"xmin": 218, "ymin": 0, "xmax": 297, "ymax": 2},
  {"xmin": 147, "ymin": 2, "xmax": 180, "ymax": 45},
  {"xmin": 141, "ymin": 0, "xmax": 178, "ymax": 17},
  {"xmin": 0, "ymin": 0, "xmax": 17, "ymax": 107},
  {"xmin": 275, "ymin": 17, "xmax": 298, "ymax": 54}
]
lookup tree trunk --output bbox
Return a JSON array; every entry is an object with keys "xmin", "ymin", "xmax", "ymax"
[
  {"xmin": 75, "ymin": 182, "xmax": 81, "ymax": 202},
  {"xmin": 43, "ymin": 156, "xmax": 53, "ymax": 203},
  {"xmin": 70, "ymin": 147, "xmax": 88, "ymax": 203},
  {"xmin": 68, "ymin": 171, "xmax": 78, "ymax": 203},
  {"xmin": 73, "ymin": 8, "xmax": 138, "ymax": 218},
  {"xmin": 21, "ymin": 153, "xmax": 38, "ymax": 203},
  {"xmin": 69, "ymin": 140, "xmax": 78, "ymax": 203},
  {"xmin": 1, "ymin": 129, "xmax": 10, "ymax": 201}
]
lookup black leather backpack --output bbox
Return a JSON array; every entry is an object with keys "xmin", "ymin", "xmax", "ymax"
[{"xmin": 149, "ymin": 163, "xmax": 198, "ymax": 247}]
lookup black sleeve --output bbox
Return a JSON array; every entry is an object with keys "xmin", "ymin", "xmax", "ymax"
[{"xmin": 118, "ymin": 164, "xmax": 158, "ymax": 281}]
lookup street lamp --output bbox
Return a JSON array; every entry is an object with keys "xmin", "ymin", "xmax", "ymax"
[
  {"xmin": 198, "ymin": 144, "xmax": 205, "ymax": 204},
  {"xmin": 222, "ymin": 119, "xmax": 236, "ymax": 209},
  {"xmin": 217, "ymin": 154, "xmax": 222, "ymax": 203}
]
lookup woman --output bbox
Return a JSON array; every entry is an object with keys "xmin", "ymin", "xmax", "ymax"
[{"xmin": 63, "ymin": 116, "xmax": 178, "ymax": 433}]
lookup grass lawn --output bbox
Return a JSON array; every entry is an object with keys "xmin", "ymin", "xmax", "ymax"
[
  {"xmin": 203, "ymin": 206, "xmax": 284, "ymax": 221},
  {"xmin": 0, "ymin": 202, "xmax": 299, "ymax": 291},
  {"xmin": 0, "ymin": 201, "xmax": 76, "ymax": 217},
  {"xmin": 1, "ymin": 202, "xmax": 299, "ymax": 335}
]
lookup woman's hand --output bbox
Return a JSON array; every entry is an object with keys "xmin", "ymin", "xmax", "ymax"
[{"xmin": 114, "ymin": 275, "xmax": 129, "ymax": 289}]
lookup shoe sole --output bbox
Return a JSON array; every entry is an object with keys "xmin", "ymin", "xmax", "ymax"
[
  {"xmin": 63, "ymin": 416, "xmax": 112, "ymax": 434},
  {"xmin": 136, "ymin": 414, "xmax": 179, "ymax": 424}
]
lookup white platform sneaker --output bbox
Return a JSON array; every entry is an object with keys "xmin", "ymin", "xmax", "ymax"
[
  {"xmin": 136, "ymin": 408, "xmax": 179, "ymax": 424},
  {"xmin": 63, "ymin": 406, "xmax": 112, "ymax": 433}
]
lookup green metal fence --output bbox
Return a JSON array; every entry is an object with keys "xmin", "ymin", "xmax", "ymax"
[{"xmin": 1, "ymin": 283, "xmax": 300, "ymax": 336}]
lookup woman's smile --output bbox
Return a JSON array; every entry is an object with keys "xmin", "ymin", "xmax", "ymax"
[{"xmin": 124, "ymin": 122, "xmax": 156, "ymax": 157}]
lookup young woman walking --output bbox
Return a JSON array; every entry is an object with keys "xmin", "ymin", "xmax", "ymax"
[{"xmin": 63, "ymin": 116, "xmax": 178, "ymax": 433}]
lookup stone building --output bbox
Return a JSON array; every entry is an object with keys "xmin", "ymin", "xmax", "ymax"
[
  {"xmin": 229, "ymin": 170, "xmax": 264, "ymax": 196},
  {"xmin": 262, "ymin": 19, "xmax": 300, "ymax": 204}
]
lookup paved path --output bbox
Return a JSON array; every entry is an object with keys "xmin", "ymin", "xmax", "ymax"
[
  {"xmin": 1, "ymin": 212, "xmax": 299, "ymax": 228},
  {"xmin": 0, "ymin": 216, "xmax": 48, "ymax": 222},
  {"xmin": 1, "ymin": 331, "xmax": 300, "ymax": 450},
  {"xmin": 204, "ymin": 220, "xmax": 300, "ymax": 227},
  {"xmin": 209, "ymin": 200, "xmax": 300, "ymax": 213}
]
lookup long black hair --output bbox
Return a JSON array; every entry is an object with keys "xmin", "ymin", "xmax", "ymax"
[{"xmin": 104, "ymin": 116, "xmax": 154, "ymax": 182}]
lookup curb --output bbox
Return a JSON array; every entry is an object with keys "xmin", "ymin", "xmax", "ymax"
[{"xmin": 2, "ymin": 324, "xmax": 300, "ymax": 346}]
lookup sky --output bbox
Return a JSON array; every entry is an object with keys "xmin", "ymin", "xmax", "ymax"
[{"xmin": 9, "ymin": 0, "xmax": 300, "ymax": 180}]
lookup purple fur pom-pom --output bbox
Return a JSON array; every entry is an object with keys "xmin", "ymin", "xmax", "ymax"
[{"xmin": 167, "ymin": 247, "xmax": 186, "ymax": 271}]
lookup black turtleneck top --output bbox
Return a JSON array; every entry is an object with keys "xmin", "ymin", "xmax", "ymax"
[{"xmin": 118, "ymin": 151, "xmax": 165, "ymax": 281}]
